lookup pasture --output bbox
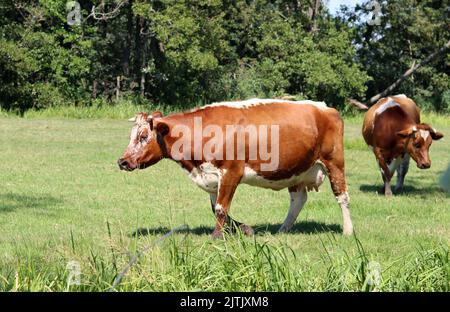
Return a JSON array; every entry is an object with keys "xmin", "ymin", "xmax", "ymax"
[{"xmin": 0, "ymin": 114, "xmax": 449, "ymax": 291}]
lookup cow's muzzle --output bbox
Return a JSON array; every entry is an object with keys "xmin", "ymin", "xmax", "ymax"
[
  {"xmin": 118, "ymin": 158, "xmax": 135, "ymax": 171},
  {"xmin": 417, "ymin": 162, "xmax": 431, "ymax": 169}
]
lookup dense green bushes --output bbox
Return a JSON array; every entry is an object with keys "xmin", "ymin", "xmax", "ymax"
[{"xmin": 0, "ymin": 0, "xmax": 449, "ymax": 113}]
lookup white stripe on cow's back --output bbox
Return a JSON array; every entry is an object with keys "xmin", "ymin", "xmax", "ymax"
[
  {"xmin": 375, "ymin": 98, "xmax": 400, "ymax": 115},
  {"xmin": 196, "ymin": 98, "xmax": 329, "ymax": 111},
  {"xmin": 393, "ymin": 94, "xmax": 407, "ymax": 99}
]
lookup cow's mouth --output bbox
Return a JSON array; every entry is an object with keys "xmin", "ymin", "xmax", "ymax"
[
  {"xmin": 417, "ymin": 163, "xmax": 431, "ymax": 169},
  {"xmin": 117, "ymin": 158, "xmax": 136, "ymax": 171}
]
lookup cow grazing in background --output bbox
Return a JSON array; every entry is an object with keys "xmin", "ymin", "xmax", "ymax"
[
  {"xmin": 362, "ymin": 94, "xmax": 444, "ymax": 196},
  {"xmin": 118, "ymin": 99, "xmax": 354, "ymax": 237}
]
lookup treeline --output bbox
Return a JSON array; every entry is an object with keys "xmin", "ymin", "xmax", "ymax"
[{"xmin": 0, "ymin": 0, "xmax": 449, "ymax": 113}]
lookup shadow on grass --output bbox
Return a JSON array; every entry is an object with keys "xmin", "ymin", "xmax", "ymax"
[
  {"xmin": 359, "ymin": 184, "xmax": 446, "ymax": 196},
  {"xmin": 0, "ymin": 192, "xmax": 62, "ymax": 213},
  {"xmin": 132, "ymin": 220, "xmax": 342, "ymax": 237},
  {"xmin": 253, "ymin": 220, "xmax": 342, "ymax": 234}
]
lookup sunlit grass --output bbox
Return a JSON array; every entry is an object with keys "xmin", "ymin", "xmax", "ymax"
[{"xmin": 0, "ymin": 115, "xmax": 449, "ymax": 291}]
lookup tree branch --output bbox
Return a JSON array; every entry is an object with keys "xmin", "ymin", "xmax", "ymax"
[
  {"xmin": 368, "ymin": 40, "xmax": 450, "ymax": 105},
  {"xmin": 348, "ymin": 98, "xmax": 369, "ymax": 110},
  {"xmin": 87, "ymin": 0, "xmax": 128, "ymax": 21}
]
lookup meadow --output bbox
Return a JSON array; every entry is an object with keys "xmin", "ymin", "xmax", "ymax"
[{"xmin": 0, "ymin": 109, "xmax": 449, "ymax": 291}]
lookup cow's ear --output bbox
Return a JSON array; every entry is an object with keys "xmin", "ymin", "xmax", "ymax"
[
  {"xmin": 148, "ymin": 111, "xmax": 163, "ymax": 130},
  {"xmin": 431, "ymin": 130, "xmax": 444, "ymax": 140},
  {"xmin": 152, "ymin": 111, "xmax": 163, "ymax": 119},
  {"xmin": 397, "ymin": 127, "xmax": 416, "ymax": 138},
  {"xmin": 155, "ymin": 122, "xmax": 170, "ymax": 137}
]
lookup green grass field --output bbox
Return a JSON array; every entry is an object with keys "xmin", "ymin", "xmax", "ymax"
[{"xmin": 0, "ymin": 114, "xmax": 449, "ymax": 291}]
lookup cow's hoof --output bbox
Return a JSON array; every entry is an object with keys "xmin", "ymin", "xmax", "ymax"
[
  {"xmin": 343, "ymin": 228, "xmax": 354, "ymax": 236},
  {"xmin": 211, "ymin": 230, "xmax": 224, "ymax": 239},
  {"xmin": 239, "ymin": 224, "xmax": 254, "ymax": 236},
  {"xmin": 277, "ymin": 225, "xmax": 291, "ymax": 233},
  {"xmin": 385, "ymin": 190, "xmax": 393, "ymax": 197}
]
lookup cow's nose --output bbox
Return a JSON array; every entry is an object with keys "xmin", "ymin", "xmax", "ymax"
[
  {"xmin": 118, "ymin": 158, "xmax": 129, "ymax": 170},
  {"xmin": 418, "ymin": 162, "xmax": 431, "ymax": 169}
]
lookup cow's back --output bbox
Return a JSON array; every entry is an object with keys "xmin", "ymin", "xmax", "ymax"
[
  {"xmin": 363, "ymin": 95, "xmax": 420, "ymax": 147},
  {"xmin": 198, "ymin": 101, "xmax": 338, "ymax": 164}
]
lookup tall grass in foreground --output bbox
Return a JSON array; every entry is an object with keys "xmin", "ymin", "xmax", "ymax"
[{"xmin": 1, "ymin": 232, "xmax": 448, "ymax": 292}]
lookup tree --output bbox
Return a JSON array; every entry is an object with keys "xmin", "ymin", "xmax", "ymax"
[{"xmin": 341, "ymin": 0, "xmax": 450, "ymax": 111}]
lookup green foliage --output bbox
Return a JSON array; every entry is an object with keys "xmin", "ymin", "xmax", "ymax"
[
  {"xmin": 342, "ymin": 0, "xmax": 450, "ymax": 110},
  {"xmin": 0, "ymin": 0, "xmax": 448, "ymax": 112},
  {"xmin": 0, "ymin": 0, "xmax": 94, "ymax": 112}
]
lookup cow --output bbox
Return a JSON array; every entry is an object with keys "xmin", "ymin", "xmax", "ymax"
[
  {"xmin": 362, "ymin": 94, "xmax": 444, "ymax": 196},
  {"xmin": 118, "ymin": 98, "xmax": 354, "ymax": 238}
]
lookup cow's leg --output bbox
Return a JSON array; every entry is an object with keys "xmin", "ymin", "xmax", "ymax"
[
  {"xmin": 212, "ymin": 170, "xmax": 253, "ymax": 238},
  {"xmin": 278, "ymin": 186, "xmax": 307, "ymax": 233},
  {"xmin": 374, "ymin": 148, "xmax": 393, "ymax": 197},
  {"xmin": 321, "ymin": 160, "xmax": 354, "ymax": 236},
  {"xmin": 395, "ymin": 154, "xmax": 410, "ymax": 194},
  {"xmin": 209, "ymin": 193, "xmax": 249, "ymax": 233}
]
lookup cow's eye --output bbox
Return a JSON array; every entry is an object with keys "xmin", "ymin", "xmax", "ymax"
[
  {"xmin": 140, "ymin": 135, "xmax": 148, "ymax": 143},
  {"xmin": 414, "ymin": 142, "xmax": 421, "ymax": 148}
]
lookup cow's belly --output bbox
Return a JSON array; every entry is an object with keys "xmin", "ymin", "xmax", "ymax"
[
  {"xmin": 187, "ymin": 163, "xmax": 220, "ymax": 193},
  {"xmin": 241, "ymin": 161, "xmax": 327, "ymax": 191},
  {"xmin": 186, "ymin": 161, "xmax": 327, "ymax": 193}
]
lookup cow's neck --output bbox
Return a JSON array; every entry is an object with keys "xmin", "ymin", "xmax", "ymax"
[
  {"xmin": 156, "ymin": 132, "xmax": 169, "ymax": 158},
  {"xmin": 160, "ymin": 134, "xmax": 200, "ymax": 174},
  {"xmin": 177, "ymin": 159, "xmax": 196, "ymax": 173}
]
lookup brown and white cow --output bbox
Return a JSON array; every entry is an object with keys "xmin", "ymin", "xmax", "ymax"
[
  {"xmin": 362, "ymin": 94, "xmax": 444, "ymax": 196},
  {"xmin": 118, "ymin": 99, "xmax": 354, "ymax": 237}
]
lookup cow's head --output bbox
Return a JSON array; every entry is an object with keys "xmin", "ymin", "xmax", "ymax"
[
  {"xmin": 117, "ymin": 111, "xmax": 169, "ymax": 171},
  {"xmin": 397, "ymin": 123, "xmax": 443, "ymax": 169}
]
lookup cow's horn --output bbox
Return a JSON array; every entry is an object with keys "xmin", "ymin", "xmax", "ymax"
[{"xmin": 128, "ymin": 116, "xmax": 136, "ymax": 122}]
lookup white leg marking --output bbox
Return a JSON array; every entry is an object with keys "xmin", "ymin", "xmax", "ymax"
[
  {"xmin": 278, "ymin": 188, "xmax": 308, "ymax": 233},
  {"xmin": 388, "ymin": 156, "xmax": 403, "ymax": 176},
  {"xmin": 337, "ymin": 192, "xmax": 353, "ymax": 235},
  {"xmin": 215, "ymin": 203, "xmax": 224, "ymax": 216}
]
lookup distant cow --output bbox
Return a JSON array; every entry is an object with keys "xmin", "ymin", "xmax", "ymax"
[
  {"xmin": 118, "ymin": 99, "xmax": 354, "ymax": 237},
  {"xmin": 362, "ymin": 95, "xmax": 444, "ymax": 196}
]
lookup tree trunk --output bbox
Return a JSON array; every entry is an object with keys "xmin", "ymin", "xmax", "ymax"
[
  {"xmin": 92, "ymin": 80, "xmax": 97, "ymax": 99},
  {"xmin": 116, "ymin": 76, "xmax": 120, "ymax": 101},
  {"xmin": 140, "ymin": 21, "xmax": 148, "ymax": 98},
  {"xmin": 122, "ymin": 0, "xmax": 133, "ymax": 76},
  {"xmin": 309, "ymin": 0, "xmax": 321, "ymax": 33},
  {"xmin": 103, "ymin": 80, "xmax": 109, "ymax": 100},
  {"xmin": 368, "ymin": 40, "xmax": 450, "ymax": 105},
  {"xmin": 134, "ymin": 16, "xmax": 142, "ymax": 85}
]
